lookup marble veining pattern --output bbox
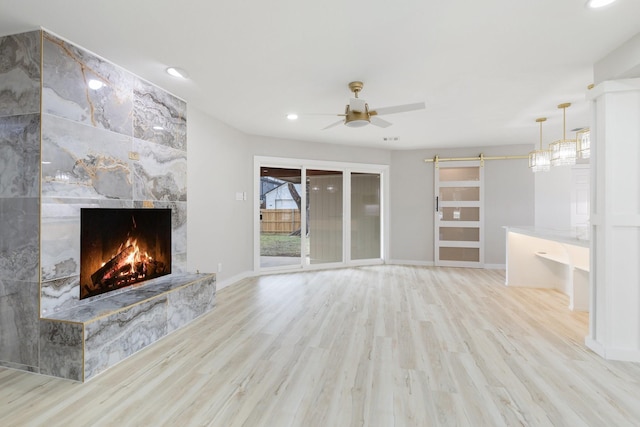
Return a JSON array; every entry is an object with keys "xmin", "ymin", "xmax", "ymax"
[
  {"xmin": 0, "ymin": 198, "xmax": 39, "ymax": 282},
  {"xmin": 39, "ymin": 273, "xmax": 214, "ymax": 381},
  {"xmin": 0, "ymin": 360, "xmax": 39, "ymax": 373},
  {"xmin": 167, "ymin": 276, "xmax": 216, "ymax": 332},
  {"xmin": 41, "ymin": 276, "xmax": 80, "ymax": 317},
  {"xmin": 39, "ymin": 320, "xmax": 83, "ymax": 381},
  {"xmin": 45, "ymin": 273, "xmax": 213, "ymax": 322},
  {"xmin": 40, "ymin": 199, "xmax": 134, "ymax": 283},
  {"xmin": 84, "ymin": 297, "xmax": 168, "ymax": 380},
  {"xmin": 0, "ymin": 31, "xmax": 41, "ymax": 116},
  {"xmin": 133, "ymin": 138, "xmax": 187, "ymax": 201},
  {"xmin": 0, "ymin": 278, "xmax": 39, "ymax": 367},
  {"xmin": 41, "ymin": 114, "xmax": 133, "ymax": 199},
  {"xmin": 40, "ymin": 212, "xmax": 80, "ymax": 281},
  {"xmin": 133, "ymin": 78, "xmax": 186, "ymax": 150},
  {"xmin": 0, "ymin": 114, "xmax": 40, "ymax": 197},
  {"xmin": 42, "ymin": 32, "xmax": 133, "ymax": 135},
  {"xmin": 0, "ymin": 28, "xmax": 192, "ymax": 380}
]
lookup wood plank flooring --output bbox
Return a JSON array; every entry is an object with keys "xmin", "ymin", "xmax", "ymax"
[{"xmin": 2, "ymin": 265, "xmax": 640, "ymax": 426}]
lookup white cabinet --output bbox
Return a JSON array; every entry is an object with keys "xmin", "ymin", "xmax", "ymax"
[{"xmin": 505, "ymin": 227, "xmax": 589, "ymax": 311}]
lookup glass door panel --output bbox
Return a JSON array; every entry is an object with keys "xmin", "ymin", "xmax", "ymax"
[
  {"xmin": 351, "ymin": 172, "xmax": 381, "ymax": 260},
  {"xmin": 260, "ymin": 167, "xmax": 302, "ymax": 268},
  {"xmin": 439, "ymin": 247, "xmax": 480, "ymax": 262},
  {"xmin": 439, "ymin": 187, "xmax": 480, "ymax": 201},
  {"xmin": 434, "ymin": 161, "xmax": 483, "ymax": 268},
  {"xmin": 307, "ymin": 169, "xmax": 343, "ymax": 264},
  {"xmin": 440, "ymin": 207, "xmax": 479, "ymax": 221},
  {"xmin": 438, "ymin": 167, "xmax": 480, "ymax": 182},
  {"xmin": 439, "ymin": 227, "xmax": 480, "ymax": 242}
]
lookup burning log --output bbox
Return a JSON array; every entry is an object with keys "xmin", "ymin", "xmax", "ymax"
[{"xmin": 91, "ymin": 245, "xmax": 136, "ymax": 286}]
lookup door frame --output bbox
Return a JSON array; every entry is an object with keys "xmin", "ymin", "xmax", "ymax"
[
  {"xmin": 254, "ymin": 156, "xmax": 389, "ymax": 272},
  {"xmin": 434, "ymin": 160, "xmax": 484, "ymax": 268}
]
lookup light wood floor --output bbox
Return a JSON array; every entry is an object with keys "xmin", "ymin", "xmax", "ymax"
[{"xmin": 2, "ymin": 265, "xmax": 640, "ymax": 426}]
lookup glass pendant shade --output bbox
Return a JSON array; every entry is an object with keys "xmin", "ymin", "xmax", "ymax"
[
  {"xmin": 550, "ymin": 138, "xmax": 577, "ymax": 166},
  {"xmin": 577, "ymin": 128, "xmax": 590, "ymax": 159},
  {"xmin": 528, "ymin": 117, "xmax": 551, "ymax": 172},
  {"xmin": 529, "ymin": 149, "xmax": 551, "ymax": 172},
  {"xmin": 549, "ymin": 103, "xmax": 577, "ymax": 166}
]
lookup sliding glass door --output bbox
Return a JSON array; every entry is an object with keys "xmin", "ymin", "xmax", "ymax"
[
  {"xmin": 259, "ymin": 167, "xmax": 302, "ymax": 268},
  {"xmin": 307, "ymin": 170, "xmax": 343, "ymax": 264},
  {"xmin": 256, "ymin": 158, "xmax": 386, "ymax": 270},
  {"xmin": 351, "ymin": 172, "xmax": 381, "ymax": 260}
]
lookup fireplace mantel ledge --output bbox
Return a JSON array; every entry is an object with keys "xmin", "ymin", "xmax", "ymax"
[{"xmin": 42, "ymin": 272, "xmax": 214, "ymax": 323}]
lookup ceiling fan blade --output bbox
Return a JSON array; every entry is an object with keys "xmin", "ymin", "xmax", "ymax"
[
  {"xmin": 350, "ymin": 97, "xmax": 367, "ymax": 113},
  {"xmin": 370, "ymin": 116, "xmax": 393, "ymax": 128},
  {"xmin": 322, "ymin": 119, "xmax": 344, "ymax": 130},
  {"xmin": 372, "ymin": 102, "xmax": 425, "ymax": 116}
]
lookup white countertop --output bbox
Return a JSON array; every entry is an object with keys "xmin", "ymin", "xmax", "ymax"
[{"xmin": 504, "ymin": 226, "xmax": 590, "ymax": 247}]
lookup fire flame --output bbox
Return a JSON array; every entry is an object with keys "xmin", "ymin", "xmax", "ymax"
[{"xmin": 100, "ymin": 238, "xmax": 155, "ymax": 284}]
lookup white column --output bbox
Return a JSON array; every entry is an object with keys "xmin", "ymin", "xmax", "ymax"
[{"xmin": 586, "ymin": 78, "xmax": 640, "ymax": 362}]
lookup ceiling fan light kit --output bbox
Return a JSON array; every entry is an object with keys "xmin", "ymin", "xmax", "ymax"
[{"xmin": 322, "ymin": 81, "xmax": 425, "ymax": 130}]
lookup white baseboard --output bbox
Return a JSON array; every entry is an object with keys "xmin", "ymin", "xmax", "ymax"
[
  {"xmin": 387, "ymin": 260, "xmax": 505, "ymax": 270},
  {"xmin": 484, "ymin": 263, "xmax": 506, "ymax": 270},
  {"xmin": 387, "ymin": 259, "xmax": 435, "ymax": 267},
  {"xmin": 215, "ymin": 271, "xmax": 255, "ymax": 291},
  {"xmin": 585, "ymin": 337, "xmax": 605, "ymax": 358},
  {"xmin": 215, "ymin": 261, "xmax": 504, "ymax": 292},
  {"xmin": 585, "ymin": 337, "xmax": 640, "ymax": 362}
]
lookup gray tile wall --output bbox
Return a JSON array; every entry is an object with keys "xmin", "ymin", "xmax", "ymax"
[
  {"xmin": 0, "ymin": 31, "xmax": 41, "ymax": 371},
  {"xmin": 0, "ymin": 29, "xmax": 189, "ymax": 375},
  {"xmin": 40, "ymin": 31, "xmax": 188, "ymax": 316}
]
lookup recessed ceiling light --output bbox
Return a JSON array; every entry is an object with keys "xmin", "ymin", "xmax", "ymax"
[
  {"xmin": 586, "ymin": 0, "xmax": 617, "ymax": 8},
  {"xmin": 286, "ymin": 113, "xmax": 298, "ymax": 120},
  {"xmin": 88, "ymin": 79, "xmax": 104, "ymax": 90},
  {"xmin": 166, "ymin": 67, "xmax": 189, "ymax": 79}
]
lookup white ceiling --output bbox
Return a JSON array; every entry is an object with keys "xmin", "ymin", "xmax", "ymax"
[{"xmin": 1, "ymin": 0, "xmax": 639, "ymax": 150}]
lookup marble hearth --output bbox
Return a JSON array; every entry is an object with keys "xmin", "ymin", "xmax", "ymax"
[{"xmin": 40, "ymin": 273, "xmax": 216, "ymax": 382}]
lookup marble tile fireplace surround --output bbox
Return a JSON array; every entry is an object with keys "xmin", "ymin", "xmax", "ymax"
[{"xmin": 0, "ymin": 29, "xmax": 216, "ymax": 381}]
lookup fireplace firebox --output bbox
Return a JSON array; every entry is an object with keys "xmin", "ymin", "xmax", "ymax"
[{"xmin": 80, "ymin": 208, "xmax": 172, "ymax": 299}]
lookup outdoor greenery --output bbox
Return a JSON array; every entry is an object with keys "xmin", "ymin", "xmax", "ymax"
[{"xmin": 260, "ymin": 233, "xmax": 302, "ymax": 257}]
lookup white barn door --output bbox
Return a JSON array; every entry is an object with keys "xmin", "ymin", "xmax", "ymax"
[{"xmin": 434, "ymin": 160, "xmax": 484, "ymax": 268}]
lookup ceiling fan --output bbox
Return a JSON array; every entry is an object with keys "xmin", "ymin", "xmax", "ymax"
[{"xmin": 323, "ymin": 81, "xmax": 425, "ymax": 129}]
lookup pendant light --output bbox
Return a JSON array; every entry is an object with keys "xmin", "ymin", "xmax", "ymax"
[
  {"xmin": 576, "ymin": 128, "xmax": 591, "ymax": 159},
  {"xmin": 550, "ymin": 103, "xmax": 577, "ymax": 166},
  {"xmin": 529, "ymin": 117, "xmax": 551, "ymax": 172}
]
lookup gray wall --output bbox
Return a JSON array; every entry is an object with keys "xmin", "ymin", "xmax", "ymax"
[
  {"xmin": 187, "ymin": 113, "xmax": 393, "ymax": 286},
  {"xmin": 187, "ymin": 108, "xmax": 535, "ymax": 280},
  {"xmin": 389, "ymin": 145, "xmax": 534, "ymax": 266},
  {"xmin": 186, "ymin": 108, "xmax": 253, "ymax": 282}
]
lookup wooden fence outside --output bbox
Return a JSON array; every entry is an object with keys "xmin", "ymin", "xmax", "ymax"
[{"xmin": 260, "ymin": 209, "xmax": 301, "ymax": 234}]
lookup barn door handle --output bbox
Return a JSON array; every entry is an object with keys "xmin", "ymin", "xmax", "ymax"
[{"xmin": 435, "ymin": 196, "xmax": 439, "ymax": 212}]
